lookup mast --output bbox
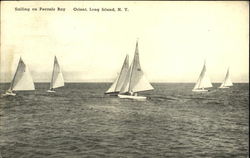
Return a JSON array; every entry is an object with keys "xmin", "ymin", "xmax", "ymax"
[
  {"xmin": 128, "ymin": 41, "xmax": 138, "ymax": 92},
  {"xmin": 50, "ymin": 56, "xmax": 56, "ymax": 89},
  {"xmin": 197, "ymin": 62, "xmax": 206, "ymax": 89}
]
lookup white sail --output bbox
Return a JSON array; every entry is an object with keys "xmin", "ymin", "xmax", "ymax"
[
  {"xmin": 120, "ymin": 41, "xmax": 154, "ymax": 94},
  {"xmin": 220, "ymin": 68, "xmax": 233, "ymax": 88},
  {"xmin": 193, "ymin": 61, "xmax": 213, "ymax": 90},
  {"xmin": 106, "ymin": 55, "xmax": 129, "ymax": 93},
  {"xmin": 50, "ymin": 56, "xmax": 64, "ymax": 89},
  {"xmin": 105, "ymin": 75, "xmax": 119, "ymax": 93},
  {"xmin": 115, "ymin": 55, "xmax": 130, "ymax": 91},
  {"xmin": 10, "ymin": 57, "xmax": 35, "ymax": 91},
  {"xmin": 120, "ymin": 64, "xmax": 133, "ymax": 93}
]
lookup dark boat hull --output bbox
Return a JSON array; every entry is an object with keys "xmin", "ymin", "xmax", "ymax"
[{"xmin": 104, "ymin": 92, "xmax": 119, "ymax": 96}]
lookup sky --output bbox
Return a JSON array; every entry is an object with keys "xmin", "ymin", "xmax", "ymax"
[{"xmin": 0, "ymin": 1, "xmax": 249, "ymax": 83}]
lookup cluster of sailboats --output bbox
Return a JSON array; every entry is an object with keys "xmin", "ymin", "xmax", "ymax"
[
  {"xmin": 105, "ymin": 41, "xmax": 233, "ymax": 98},
  {"xmin": 2, "ymin": 56, "xmax": 64, "ymax": 96},
  {"xmin": 2, "ymin": 41, "xmax": 233, "ymax": 99},
  {"xmin": 192, "ymin": 61, "xmax": 233, "ymax": 92}
]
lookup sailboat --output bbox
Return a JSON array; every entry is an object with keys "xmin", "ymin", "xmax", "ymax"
[
  {"xmin": 3, "ymin": 57, "xmax": 35, "ymax": 96},
  {"xmin": 192, "ymin": 61, "xmax": 213, "ymax": 92},
  {"xmin": 219, "ymin": 67, "xmax": 233, "ymax": 88},
  {"xmin": 105, "ymin": 55, "xmax": 129, "ymax": 96},
  {"xmin": 47, "ymin": 56, "xmax": 64, "ymax": 92},
  {"xmin": 118, "ymin": 41, "xmax": 154, "ymax": 100}
]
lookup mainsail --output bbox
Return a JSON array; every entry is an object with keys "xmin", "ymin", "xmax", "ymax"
[
  {"xmin": 219, "ymin": 68, "xmax": 233, "ymax": 88},
  {"xmin": 193, "ymin": 61, "xmax": 213, "ymax": 90},
  {"xmin": 50, "ymin": 56, "xmax": 64, "ymax": 89},
  {"xmin": 120, "ymin": 41, "xmax": 154, "ymax": 94},
  {"xmin": 106, "ymin": 55, "xmax": 129, "ymax": 93},
  {"xmin": 9, "ymin": 57, "xmax": 35, "ymax": 91}
]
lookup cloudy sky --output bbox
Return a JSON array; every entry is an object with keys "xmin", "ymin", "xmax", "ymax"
[{"xmin": 0, "ymin": 1, "xmax": 249, "ymax": 82}]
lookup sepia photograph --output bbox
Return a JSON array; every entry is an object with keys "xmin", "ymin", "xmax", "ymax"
[{"xmin": 0, "ymin": 1, "xmax": 249, "ymax": 157}]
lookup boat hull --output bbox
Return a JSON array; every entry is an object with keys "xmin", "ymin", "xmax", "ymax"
[
  {"xmin": 118, "ymin": 94, "xmax": 147, "ymax": 100},
  {"xmin": 218, "ymin": 86, "xmax": 230, "ymax": 89},
  {"xmin": 104, "ymin": 92, "xmax": 119, "ymax": 96},
  {"xmin": 192, "ymin": 89, "xmax": 208, "ymax": 92},
  {"xmin": 47, "ymin": 90, "xmax": 56, "ymax": 93},
  {"xmin": 2, "ymin": 92, "xmax": 16, "ymax": 96}
]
